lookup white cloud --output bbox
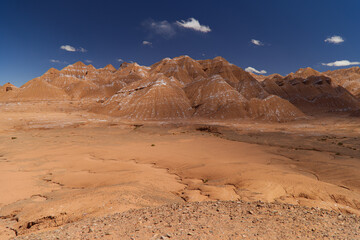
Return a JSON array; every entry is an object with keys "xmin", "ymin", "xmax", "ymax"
[
  {"xmin": 324, "ymin": 35, "xmax": 344, "ymax": 44},
  {"xmin": 322, "ymin": 60, "xmax": 360, "ymax": 67},
  {"xmin": 60, "ymin": 45, "xmax": 87, "ymax": 52},
  {"xmin": 60, "ymin": 45, "xmax": 76, "ymax": 52},
  {"xmin": 85, "ymin": 60, "xmax": 92, "ymax": 63},
  {"xmin": 143, "ymin": 19, "xmax": 176, "ymax": 38},
  {"xmin": 117, "ymin": 58, "xmax": 124, "ymax": 62},
  {"xmin": 251, "ymin": 39, "xmax": 263, "ymax": 46},
  {"xmin": 49, "ymin": 59, "xmax": 68, "ymax": 64},
  {"xmin": 142, "ymin": 40, "xmax": 152, "ymax": 46},
  {"xmin": 176, "ymin": 18, "xmax": 211, "ymax": 33},
  {"xmin": 142, "ymin": 18, "xmax": 211, "ymax": 38},
  {"xmin": 245, "ymin": 67, "xmax": 267, "ymax": 75}
]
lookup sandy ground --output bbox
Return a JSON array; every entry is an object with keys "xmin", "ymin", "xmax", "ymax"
[{"xmin": 0, "ymin": 101, "xmax": 360, "ymax": 239}]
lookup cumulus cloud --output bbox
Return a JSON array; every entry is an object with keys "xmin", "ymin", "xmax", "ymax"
[
  {"xmin": 143, "ymin": 19, "xmax": 176, "ymax": 38},
  {"xmin": 324, "ymin": 35, "xmax": 344, "ymax": 44},
  {"xmin": 60, "ymin": 45, "xmax": 87, "ymax": 52},
  {"xmin": 176, "ymin": 18, "xmax": 211, "ymax": 33},
  {"xmin": 49, "ymin": 59, "xmax": 68, "ymax": 64},
  {"xmin": 117, "ymin": 58, "xmax": 124, "ymax": 62},
  {"xmin": 142, "ymin": 17, "xmax": 211, "ymax": 39},
  {"xmin": 142, "ymin": 40, "xmax": 152, "ymax": 46},
  {"xmin": 60, "ymin": 45, "xmax": 76, "ymax": 52},
  {"xmin": 251, "ymin": 39, "xmax": 263, "ymax": 46},
  {"xmin": 245, "ymin": 67, "xmax": 267, "ymax": 75},
  {"xmin": 322, "ymin": 60, "xmax": 360, "ymax": 67}
]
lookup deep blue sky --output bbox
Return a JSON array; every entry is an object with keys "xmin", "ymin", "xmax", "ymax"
[{"xmin": 1, "ymin": 0, "xmax": 359, "ymax": 86}]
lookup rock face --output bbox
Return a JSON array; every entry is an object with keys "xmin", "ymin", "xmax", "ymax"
[
  {"xmin": 262, "ymin": 75, "xmax": 360, "ymax": 113},
  {"xmin": 198, "ymin": 57, "xmax": 269, "ymax": 99},
  {"xmin": 250, "ymin": 73, "xmax": 284, "ymax": 82},
  {"xmin": 0, "ymin": 82, "xmax": 18, "ymax": 93},
  {"xmin": 183, "ymin": 74, "xmax": 303, "ymax": 121},
  {"xmin": 96, "ymin": 56, "xmax": 304, "ymax": 121},
  {"xmin": 350, "ymin": 109, "xmax": 360, "ymax": 117},
  {"xmin": 98, "ymin": 74, "xmax": 194, "ymax": 120},
  {"xmin": 0, "ymin": 83, "xmax": 20, "ymax": 101},
  {"xmin": 248, "ymin": 95, "xmax": 306, "ymax": 121},
  {"xmin": 103, "ymin": 64, "xmax": 117, "ymax": 72},
  {"xmin": 59, "ymin": 61, "xmax": 93, "ymax": 80},
  {"xmin": 291, "ymin": 67, "xmax": 324, "ymax": 79},
  {"xmin": 324, "ymin": 67, "xmax": 360, "ymax": 98},
  {"xmin": 17, "ymin": 78, "xmax": 70, "ymax": 101},
  {"xmin": 248, "ymin": 72, "xmax": 268, "ymax": 81},
  {"xmin": 111, "ymin": 62, "xmax": 149, "ymax": 84},
  {"xmin": 184, "ymin": 75, "xmax": 248, "ymax": 119},
  {"xmin": 10, "ymin": 62, "xmax": 128, "ymax": 101},
  {"xmin": 150, "ymin": 55, "xmax": 206, "ymax": 85},
  {"xmin": 8, "ymin": 56, "xmax": 360, "ymax": 121}
]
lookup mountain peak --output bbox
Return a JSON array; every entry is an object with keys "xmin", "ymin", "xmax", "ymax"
[
  {"xmin": 2, "ymin": 82, "xmax": 17, "ymax": 87},
  {"xmin": 0, "ymin": 82, "xmax": 18, "ymax": 93},
  {"xmin": 173, "ymin": 55, "xmax": 193, "ymax": 61},
  {"xmin": 104, "ymin": 64, "xmax": 116, "ymax": 72},
  {"xmin": 72, "ymin": 61, "xmax": 86, "ymax": 67},
  {"xmin": 296, "ymin": 67, "xmax": 315, "ymax": 72},
  {"xmin": 295, "ymin": 67, "xmax": 320, "ymax": 75},
  {"xmin": 87, "ymin": 64, "xmax": 96, "ymax": 70},
  {"xmin": 213, "ymin": 56, "xmax": 228, "ymax": 63},
  {"xmin": 44, "ymin": 68, "xmax": 60, "ymax": 75},
  {"xmin": 288, "ymin": 67, "xmax": 322, "ymax": 79},
  {"xmin": 119, "ymin": 62, "xmax": 138, "ymax": 69}
]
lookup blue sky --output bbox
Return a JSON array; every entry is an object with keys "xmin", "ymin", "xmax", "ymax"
[{"xmin": 1, "ymin": 0, "xmax": 359, "ymax": 86}]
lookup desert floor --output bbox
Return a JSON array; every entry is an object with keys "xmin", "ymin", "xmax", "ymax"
[{"xmin": 0, "ymin": 101, "xmax": 360, "ymax": 239}]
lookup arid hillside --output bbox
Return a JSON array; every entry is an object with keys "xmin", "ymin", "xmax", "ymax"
[
  {"xmin": 2, "ymin": 56, "xmax": 360, "ymax": 121},
  {"xmin": 248, "ymin": 67, "xmax": 360, "ymax": 114},
  {"xmin": 0, "ymin": 58, "xmax": 330, "ymax": 121}
]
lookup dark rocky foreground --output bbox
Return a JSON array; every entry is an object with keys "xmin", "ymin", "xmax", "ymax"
[{"xmin": 14, "ymin": 201, "xmax": 360, "ymax": 240}]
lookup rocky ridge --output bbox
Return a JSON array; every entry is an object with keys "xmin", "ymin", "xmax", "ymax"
[
  {"xmin": 261, "ymin": 68, "xmax": 360, "ymax": 113},
  {"xmin": 1, "ymin": 57, "xmax": 360, "ymax": 120}
]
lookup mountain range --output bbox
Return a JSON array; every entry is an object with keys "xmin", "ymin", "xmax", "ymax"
[{"xmin": 1, "ymin": 56, "xmax": 359, "ymax": 121}]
